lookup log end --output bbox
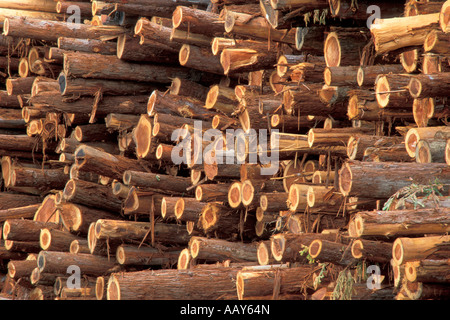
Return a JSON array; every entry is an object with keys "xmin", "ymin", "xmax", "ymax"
[
  {"xmin": 106, "ymin": 275, "xmax": 121, "ymax": 300},
  {"xmin": 338, "ymin": 162, "xmax": 352, "ymax": 197},
  {"xmin": 270, "ymin": 234, "xmax": 285, "ymax": 262},
  {"xmin": 39, "ymin": 228, "xmax": 52, "ymax": 251},
  {"xmin": 228, "ymin": 181, "xmax": 242, "ymax": 208},
  {"xmin": 439, "ymin": 2, "xmax": 450, "ymax": 33},
  {"xmin": 375, "ymin": 75, "xmax": 390, "ymax": 108},
  {"xmin": 178, "ymin": 44, "xmax": 190, "ymax": 66},
  {"xmin": 174, "ymin": 198, "xmax": 185, "ymax": 220},
  {"xmin": 351, "ymin": 239, "xmax": 364, "ymax": 259},
  {"xmin": 177, "ymin": 248, "xmax": 191, "ymax": 270},
  {"xmin": 96, "ymin": 276, "xmax": 105, "ymax": 300},
  {"xmin": 134, "ymin": 115, "xmax": 152, "ymax": 159},
  {"xmin": 446, "ymin": 140, "xmax": 450, "ymax": 166},
  {"xmin": 324, "ymin": 32, "xmax": 340, "ymax": 67},
  {"xmin": 257, "ymin": 241, "xmax": 270, "ymax": 265},
  {"xmin": 308, "ymin": 239, "xmax": 322, "ymax": 259},
  {"xmin": 413, "ymin": 98, "xmax": 434, "ymax": 127},
  {"xmin": 392, "ymin": 238, "xmax": 405, "ymax": 265},
  {"xmin": 241, "ymin": 180, "xmax": 254, "ymax": 207}
]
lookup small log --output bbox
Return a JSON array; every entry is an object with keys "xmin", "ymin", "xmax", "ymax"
[
  {"xmin": 116, "ymin": 244, "xmax": 181, "ymax": 266},
  {"xmin": 323, "ymin": 28, "xmax": 370, "ymax": 67},
  {"xmin": 351, "ymin": 239, "xmax": 393, "ymax": 264},
  {"xmin": 75, "ymin": 144, "xmax": 147, "ymax": 181},
  {"xmin": 95, "ymin": 219, "xmax": 191, "ymax": 246},
  {"xmin": 237, "ymin": 264, "xmax": 329, "ymax": 300},
  {"xmin": 63, "ymin": 178, "xmax": 123, "ymax": 213},
  {"xmin": 39, "ymin": 228, "xmax": 84, "ymax": 252},
  {"xmin": 270, "ymin": 232, "xmax": 343, "ymax": 263},
  {"xmin": 196, "ymin": 183, "xmax": 231, "ymax": 202},
  {"xmin": 357, "ymin": 64, "xmax": 404, "ymax": 87},
  {"xmin": 37, "ymin": 251, "xmax": 120, "ymax": 276},
  {"xmin": 405, "ymin": 126, "xmax": 450, "ymax": 158},
  {"xmin": 309, "ymin": 239, "xmax": 358, "ymax": 266},
  {"xmin": 179, "ymin": 44, "xmax": 224, "ymax": 75},
  {"xmin": 3, "ymin": 219, "xmax": 60, "ymax": 242},
  {"xmin": 58, "ymin": 37, "xmax": 117, "ymax": 55},
  {"xmin": 123, "ymin": 170, "xmax": 192, "ymax": 195},
  {"xmin": 189, "ymin": 236, "xmax": 259, "ymax": 263}
]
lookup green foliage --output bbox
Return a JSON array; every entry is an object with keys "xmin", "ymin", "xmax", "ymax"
[
  {"xmin": 382, "ymin": 179, "xmax": 444, "ymax": 211},
  {"xmin": 299, "ymin": 244, "xmax": 315, "ymax": 264},
  {"xmin": 313, "ymin": 263, "xmax": 328, "ymax": 289},
  {"xmin": 331, "ymin": 269, "xmax": 355, "ymax": 300}
]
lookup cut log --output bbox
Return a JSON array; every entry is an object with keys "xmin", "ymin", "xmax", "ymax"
[
  {"xmin": 3, "ymin": 219, "xmax": 60, "ymax": 242},
  {"xmin": 0, "ymin": 204, "xmax": 41, "ymax": 222},
  {"xmin": 351, "ymin": 239, "xmax": 393, "ymax": 264},
  {"xmin": 270, "ymin": 232, "xmax": 343, "ymax": 263},
  {"xmin": 415, "ymin": 139, "xmax": 446, "ymax": 164},
  {"xmin": 58, "ymin": 202, "xmax": 118, "ymax": 234},
  {"xmin": 116, "ymin": 244, "xmax": 181, "ymax": 266},
  {"xmin": 375, "ymin": 73, "xmax": 413, "ymax": 109},
  {"xmin": 338, "ymin": 161, "xmax": 450, "ymax": 199},
  {"xmin": 63, "ymin": 178, "xmax": 123, "ymax": 213},
  {"xmin": 195, "ymin": 183, "xmax": 231, "ymax": 202},
  {"xmin": 408, "ymin": 73, "xmax": 450, "ymax": 99},
  {"xmin": 172, "ymin": 6, "xmax": 225, "ymax": 37},
  {"xmin": 309, "ymin": 239, "xmax": 357, "ymax": 266},
  {"xmin": 357, "ymin": 64, "xmax": 404, "ymax": 87},
  {"xmin": 189, "ymin": 236, "xmax": 259, "ymax": 263},
  {"xmin": 179, "ymin": 44, "xmax": 224, "ymax": 75},
  {"xmin": 236, "ymin": 264, "xmax": 323, "ymax": 300},
  {"xmin": 75, "ymin": 144, "xmax": 147, "ymax": 181},
  {"xmin": 3, "ymin": 17, "xmax": 126, "ymax": 42},
  {"xmin": 224, "ymin": 10, "xmax": 295, "ymax": 44},
  {"xmin": 405, "ymin": 259, "xmax": 450, "ymax": 284},
  {"xmin": 405, "ymin": 126, "xmax": 450, "ymax": 158},
  {"xmin": 63, "ymin": 51, "xmax": 214, "ymax": 84},
  {"xmin": 39, "ymin": 228, "xmax": 84, "ymax": 252},
  {"xmin": 370, "ymin": 13, "xmax": 440, "ymax": 54},
  {"xmin": 106, "ymin": 267, "xmax": 238, "ymax": 300},
  {"xmin": 38, "ymin": 251, "xmax": 120, "ymax": 276},
  {"xmin": 323, "ymin": 28, "xmax": 370, "ymax": 67},
  {"xmin": 392, "ymin": 235, "xmax": 450, "ymax": 265},
  {"xmin": 123, "ymin": 170, "xmax": 192, "ymax": 195}
]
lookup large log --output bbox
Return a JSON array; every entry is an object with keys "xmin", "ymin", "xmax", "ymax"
[
  {"xmin": 3, "ymin": 17, "xmax": 126, "ymax": 42},
  {"xmin": 405, "ymin": 259, "xmax": 450, "ymax": 284},
  {"xmin": 338, "ymin": 161, "xmax": 450, "ymax": 199},
  {"xmin": 38, "ymin": 251, "xmax": 120, "ymax": 276},
  {"xmin": 370, "ymin": 13, "xmax": 440, "ymax": 54},
  {"xmin": 392, "ymin": 235, "xmax": 450, "ymax": 265},
  {"xmin": 63, "ymin": 51, "xmax": 216, "ymax": 84},
  {"xmin": 106, "ymin": 267, "xmax": 238, "ymax": 300}
]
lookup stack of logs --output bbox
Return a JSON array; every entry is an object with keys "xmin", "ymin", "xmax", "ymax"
[{"xmin": 0, "ymin": 0, "xmax": 449, "ymax": 301}]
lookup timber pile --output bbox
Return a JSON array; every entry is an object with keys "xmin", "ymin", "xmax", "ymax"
[{"xmin": 0, "ymin": 0, "xmax": 448, "ymax": 301}]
